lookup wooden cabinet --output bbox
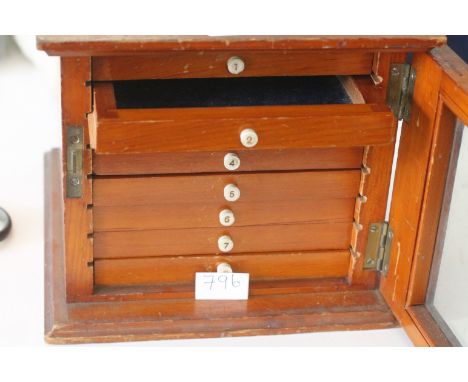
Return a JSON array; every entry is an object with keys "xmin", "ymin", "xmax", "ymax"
[{"xmin": 39, "ymin": 36, "xmax": 468, "ymax": 345}]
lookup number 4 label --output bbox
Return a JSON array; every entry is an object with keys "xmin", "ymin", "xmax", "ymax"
[{"xmin": 195, "ymin": 272, "xmax": 249, "ymax": 300}]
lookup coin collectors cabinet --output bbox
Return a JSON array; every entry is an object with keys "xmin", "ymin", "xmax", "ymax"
[{"xmin": 39, "ymin": 36, "xmax": 468, "ymax": 345}]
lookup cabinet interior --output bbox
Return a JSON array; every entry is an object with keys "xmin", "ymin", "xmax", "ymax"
[{"xmin": 112, "ymin": 75, "xmax": 354, "ymax": 109}]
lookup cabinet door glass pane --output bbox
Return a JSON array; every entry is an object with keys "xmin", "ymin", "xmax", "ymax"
[{"xmin": 428, "ymin": 122, "xmax": 468, "ymax": 346}]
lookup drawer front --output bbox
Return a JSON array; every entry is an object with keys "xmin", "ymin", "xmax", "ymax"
[
  {"xmin": 92, "ymin": 104, "xmax": 396, "ymax": 154},
  {"xmin": 94, "ymin": 251, "xmax": 351, "ymax": 286},
  {"xmin": 93, "ymin": 171, "xmax": 361, "ymax": 207},
  {"xmin": 94, "ymin": 198, "xmax": 355, "ymax": 231},
  {"xmin": 92, "ymin": 147, "xmax": 364, "ymax": 175},
  {"xmin": 93, "ymin": 222, "xmax": 353, "ymax": 259},
  {"xmin": 92, "ymin": 50, "xmax": 374, "ymax": 81}
]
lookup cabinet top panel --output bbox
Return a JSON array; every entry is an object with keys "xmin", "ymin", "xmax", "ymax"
[{"xmin": 37, "ymin": 35, "xmax": 446, "ymax": 56}]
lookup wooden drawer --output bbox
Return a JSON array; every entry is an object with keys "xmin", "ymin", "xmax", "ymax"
[
  {"xmin": 93, "ymin": 147, "xmax": 364, "ymax": 175},
  {"xmin": 94, "ymin": 251, "xmax": 351, "ymax": 286},
  {"xmin": 90, "ymin": 103, "xmax": 395, "ymax": 155},
  {"xmin": 94, "ymin": 198, "xmax": 355, "ymax": 231},
  {"xmin": 93, "ymin": 170, "xmax": 360, "ymax": 230},
  {"xmin": 92, "ymin": 50, "xmax": 374, "ymax": 81},
  {"xmin": 89, "ymin": 80, "xmax": 396, "ymax": 156},
  {"xmin": 94, "ymin": 222, "xmax": 353, "ymax": 259}
]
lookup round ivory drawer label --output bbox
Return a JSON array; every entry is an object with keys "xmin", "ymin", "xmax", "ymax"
[
  {"xmin": 224, "ymin": 183, "xmax": 241, "ymax": 202},
  {"xmin": 219, "ymin": 209, "xmax": 235, "ymax": 226},
  {"xmin": 218, "ymin": 235, "xmax": 234, "ymax": 252},
  {"xmin": 240, "ymin": 128, "xmax": 258, "ymax": 148},
  {"xmin": 224, "ymin": 153, "xmax": 240, "ymax": 171},
  {"xmin": 227, "ymin": 56, "xmax": 245, "ymax": 75}
]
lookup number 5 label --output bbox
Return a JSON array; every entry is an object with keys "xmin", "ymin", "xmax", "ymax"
[{"xmin": 195, "ymin": 272, "xmax": 249, "ymax": 300}]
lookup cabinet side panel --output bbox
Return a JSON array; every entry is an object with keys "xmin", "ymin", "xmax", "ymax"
[{"xmin": 61, "ymin": 57, "xmax": 94, "ymax": 301}]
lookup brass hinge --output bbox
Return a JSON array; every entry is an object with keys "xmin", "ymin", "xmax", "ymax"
[
  {"xmin": 387, "ymin": 63, "xmax": 416, "ymax": 122},
  {"xmin": 66, "ymin": 126, "xmax": 84, "ymax": 198},
  {"xmin": 363, "ymin": 222, "xmax": 393, "ymax": 276}
]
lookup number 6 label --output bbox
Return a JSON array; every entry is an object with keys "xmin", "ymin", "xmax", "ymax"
[{"xmin": 195, "ymin": 272, "xmax": 249, "ymax": 300}]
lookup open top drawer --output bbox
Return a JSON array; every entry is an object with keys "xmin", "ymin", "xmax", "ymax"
[{"xmin": 89, "ymin": 76, "xmax": 396, "ymax": 156}]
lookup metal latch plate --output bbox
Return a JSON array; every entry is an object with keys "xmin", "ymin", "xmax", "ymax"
[
  {"xmin": 66, "ymin": 126, "xmax": 84, "ymax": 198},
  {"xmin": 387, "ymin": 63, "xmax": 416, "ymax": 122},
  {"xmin": 364, "ymin": 222, "xmax": 393, "ymax": 276}
]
